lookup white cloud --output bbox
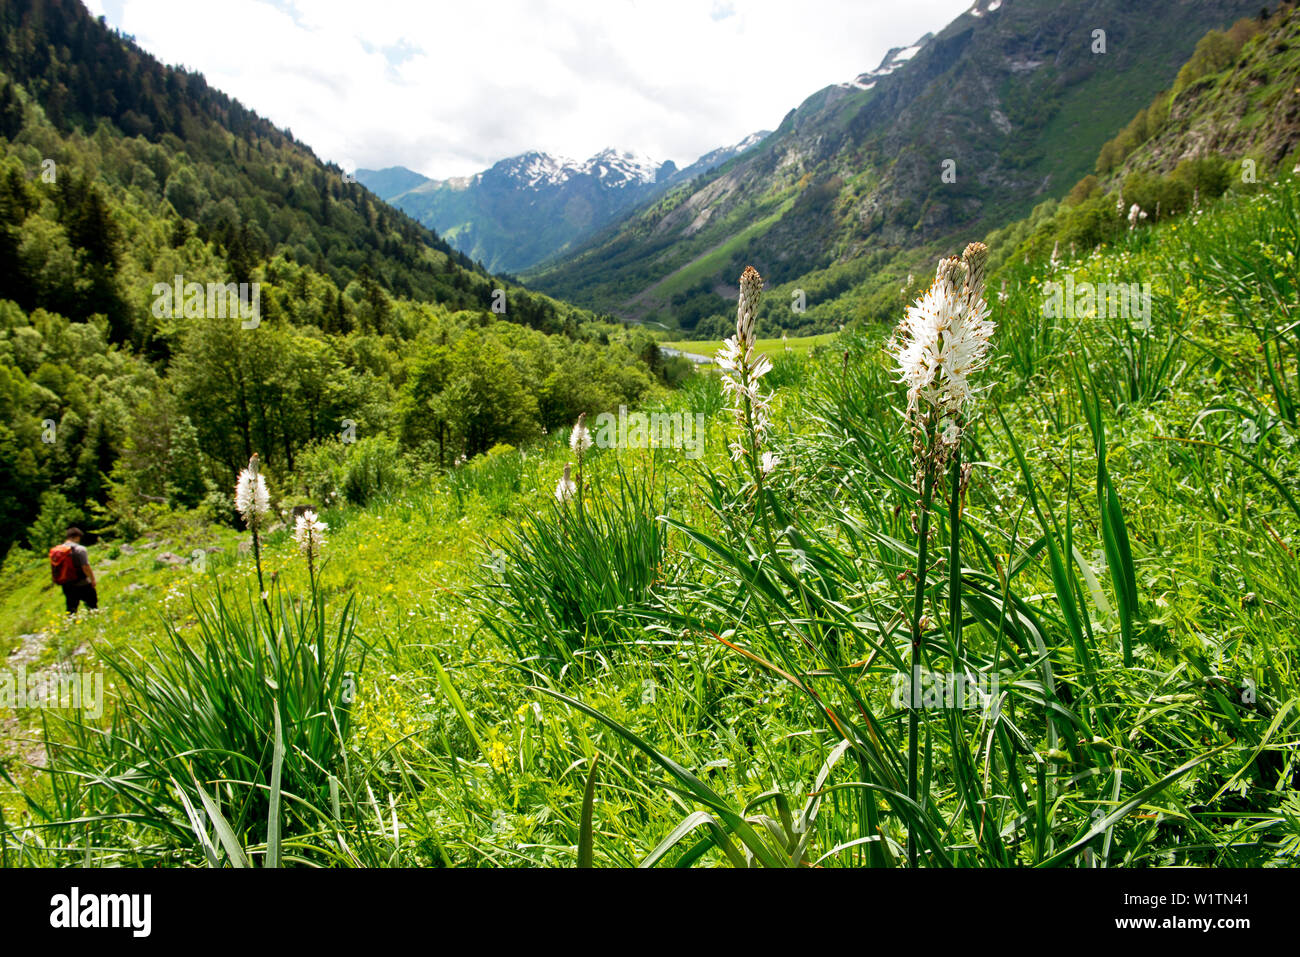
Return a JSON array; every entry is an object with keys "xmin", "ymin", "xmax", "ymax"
[{"xmin": 99, "ymin": 0, "xmax": 973, "ymax": 179}]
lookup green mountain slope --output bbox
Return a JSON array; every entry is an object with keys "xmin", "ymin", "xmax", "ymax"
[
  {"xmin": 0, "ymin": 0, "xmax": 675, "ymax": 561},
  {"xmin": 529, "ymin": 0, "xmax": 1265, "ymax": 335},
  {"xmin": 1105, "ymin": 5, "xmax": 1300, "ymax": 180},
  {"xmin": 983, "ymin": 4, "xmax": 1300, "ymax": 270}
]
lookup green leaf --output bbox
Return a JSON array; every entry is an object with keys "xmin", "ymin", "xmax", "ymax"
[
  {"xmin": 578, "ymin": 753, "xmax": 600, "ymax": 868},
  {"xmin": 266, "ymin": 699, "xmax": 284, "ymax": 869},
  {"xmin": 193, "ymin": 778, "xmax": 250, "ymax": 869}
]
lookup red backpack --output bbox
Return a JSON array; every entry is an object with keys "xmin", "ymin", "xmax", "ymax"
[{"xmin": 50, "ymin": 543, "xmax": 80, "ymax": 585}]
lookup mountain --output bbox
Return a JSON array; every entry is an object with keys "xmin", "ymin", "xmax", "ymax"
[
  {"xmin": 358, "ymin": 133, "xmax": 770, "ymax": 274},
  {"xmin": 678, "ymin": 132, "xmax": 770, "ymax": 179},
  {"xmin": 1102, "ymin": 5, "xmax": 1300, "ymax": 183},
  {"xmin": 527, "ymin": 0, "xmax": 1267, "ymax": 336},
  {"xmin": 0, "ymin": 0, "xmax": 547, "ymax": 329},
  {"xmin": 981, "ymin": 3, "xmax": 1300, "ymax": 272},
  {"xmin": 351, "ymin": 165, "xmax": 429, "ymax": 199}
]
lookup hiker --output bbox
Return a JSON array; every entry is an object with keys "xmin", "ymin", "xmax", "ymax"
[{"xmin": 50, "ymin": 527, "xmax": 98, "ymax": 614}]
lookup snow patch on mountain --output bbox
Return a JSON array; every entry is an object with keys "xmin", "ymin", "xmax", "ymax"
[
  {"xmin": 483, "ymin": 147, "xmax": 663, "ymax": 190},
  {"xmin": 683, "ymin": 131, "xmax": 770, "ymax": 175},
  {"xmin": 849, "ymin": 33, "xmax": 932, "ymax": 89},
  {"xmin": 585, "ymin": 148, "xmax": 660, "ymax": 187},
  {"xmin": 731, "ymin": 131, "xmax": 767, "ymax": 152}
]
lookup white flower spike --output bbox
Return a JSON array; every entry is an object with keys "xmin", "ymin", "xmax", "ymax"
[
  {"xmin": 570, "ymin": 413, "xmax": 593, "ymax": 455},
  {"xmin": 555, "ymin": 462, "xmax": 577, "ymax": 503},
  {"xmin": 234, "ymin": 454, "xmax": 270, "ymax": 528},
  {"xmin": 888, "ymin": 242, "xmax": 994, "ymax": 483},
  {"xmin": 717, "ymin": 266, "xmax": 777, "ymax": 467},
  {"xmin": 293, "ymin": 509, "xmax": 328, "ymax": 557}
]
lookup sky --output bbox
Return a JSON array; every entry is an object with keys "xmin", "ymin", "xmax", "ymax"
[{"xmin": 82, "ymin": 0, "xmax": 974, "ymax": 180}]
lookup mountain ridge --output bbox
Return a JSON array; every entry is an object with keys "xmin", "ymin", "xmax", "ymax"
[
  {"xmin": 527, "ymin": 0, "xmax": 1266, "ymax": 336},
  {"xmin": 358, "ymin": 133, "xmax": 770, "ymax": 273}
]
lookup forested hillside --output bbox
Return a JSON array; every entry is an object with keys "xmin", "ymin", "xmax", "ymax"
[{"xmin": 0, "ymin": 0, "xmax": 676, "ymax": 561}]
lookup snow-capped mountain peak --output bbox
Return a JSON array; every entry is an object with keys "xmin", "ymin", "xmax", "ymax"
[
  {"xmin": 582, "ymin": 148, "xmax": 661, "ymax": 186},
  {"xmin": 486, "ymin": 147, "xmax": 662, "ymax": 189},
  {"xmin": 488, "ymin": 150, "xmax": 582, "ymax": 188}
]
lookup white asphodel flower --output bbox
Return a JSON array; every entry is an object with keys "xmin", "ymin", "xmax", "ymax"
[
  {"xmin": 718, "ymin": 341, "xmax": 774, "ymax": 399},
  {"xmin": 293, "ymin": 509, "xmax": 328, "ymax": 557},
  {"xmin": 234, "ymin": 454, "xmax": 270, "ymax": 528},
  {"xmin": 555, "ymin": 462, "xmax": 577, "ymax": 503},
  {"xmin": 760, "ymin": 451, "xmax": 782, "ymax": 475},
  {"xmin": 890, "ymin": 245, "xmax": 994, "ymax": 422},
  {"xmin": 717, "ymin": 266, "xmax": 777, "ymax": 466},
  {"xmin": 736, "ymin": 264, "xmax": 762, "ymax": 343},
  {"xmin": 719, "ymin": 340, "xmax": 773, "ymax": 460},
  {"xmin": 889, "ymin": 243, "xmax": 994, "ymax": 489},
  {"xmin": 1127, "ymin": 203, "xmax": 1148, "ymax": 229},
  {"xmin": 570, "ymin": 413, "xmax": 593, "ymax": 455}
]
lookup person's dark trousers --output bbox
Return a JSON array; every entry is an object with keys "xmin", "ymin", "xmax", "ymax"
[{"xmin": 62, "ymin": 581, "xmax": 98, "ymax": 613}]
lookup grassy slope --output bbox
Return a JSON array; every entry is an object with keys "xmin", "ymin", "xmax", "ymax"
[
  {"xmin": 3, "ymin": 171, "xmax": 1298, "ymax": 867},
  {"xmin": 0, "ymin": 390, "xmax": 758, "ymax": 859},
  {"xmin": 1117, "ymin": 7, "xmax": 1300, "ymax": 179}
]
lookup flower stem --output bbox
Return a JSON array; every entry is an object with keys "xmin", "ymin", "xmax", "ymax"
[
  {"xmin": 251, "ymin": 520, "xmax": 272, "ymax": 622},
  {"xmin": 949, "ymin": 445, "xmax": 963, "ymax": 665},
  {"xmin": 577, "ymin": 451, "xmax": 585, "ymax": 525},
  {"xmin": 907, "ymin": 459, "xmax": 936, "ymax": 868},
  {"xmin": 741, "ymin": 366, "xmax": 777, "ymax": 556}
]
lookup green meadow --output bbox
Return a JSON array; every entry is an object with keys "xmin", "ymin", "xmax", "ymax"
[
  {"xmin": 661, "ymin": 332, "xmax": 838, "ymax": 360},
  {"xmin": 3, "ymin": 172, "xmax": 1298, "ymax": 867}
]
